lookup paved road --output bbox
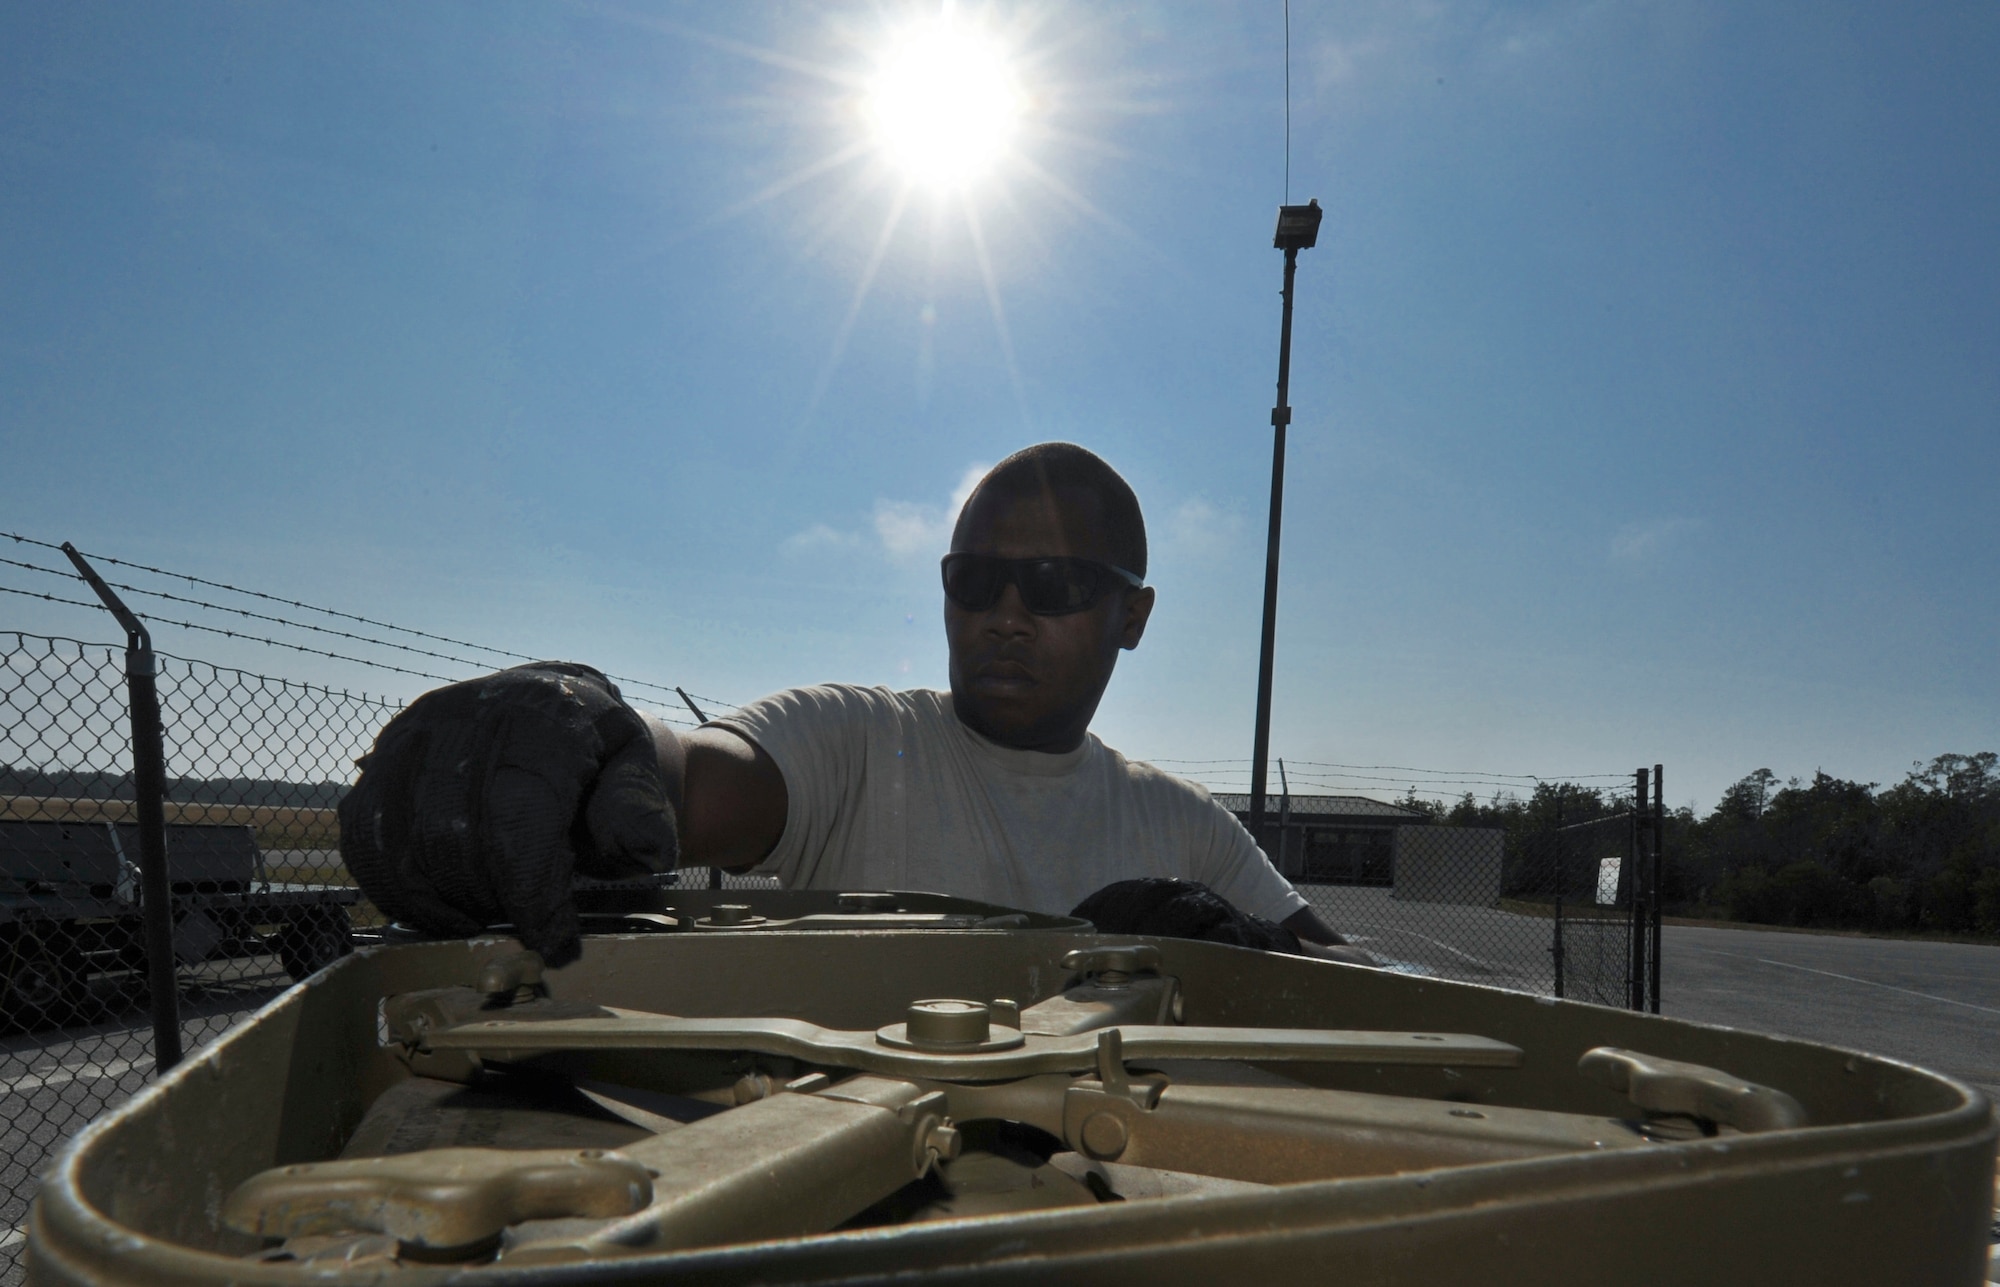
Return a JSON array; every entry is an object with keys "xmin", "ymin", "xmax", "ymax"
[
  {"xmin": 0, "ymin": 956, "xmax": 293, "ymax": 1281},
  {"xmin": 1306, "ymin": 887, "xmax": 2000, "ymax": 1103},
  {"xmin": 1660, "ymin": 923, "xmax": 2000, "ymax": 1103}
]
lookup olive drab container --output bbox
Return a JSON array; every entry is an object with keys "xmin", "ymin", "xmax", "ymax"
[{"xmin": 27, "ymin": 889, "xmax": 1999, "ymax": 1285}]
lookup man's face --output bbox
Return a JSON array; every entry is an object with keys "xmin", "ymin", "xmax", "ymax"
[{"xmin": 945, "ymin": 484, "xmax": 1155, "ymax": 752}]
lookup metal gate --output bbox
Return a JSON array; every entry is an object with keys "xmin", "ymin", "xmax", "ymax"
[{"xmin": 1289, "ymin": 768, "xmax": 1665, "ymax": 1010}]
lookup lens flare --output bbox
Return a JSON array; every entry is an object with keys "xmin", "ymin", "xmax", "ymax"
[{"xmin": 863, "ymin": 21, "xmax": 1022, "ymax": 191}]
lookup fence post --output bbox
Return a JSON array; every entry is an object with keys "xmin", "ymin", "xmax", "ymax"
[
  {"xmin": 1551, "ymin": 788, "xmax": 1565, "ymax": 1000},
  {"xmin": 1277, "ymin": 758, "xmax": 1292, "ymax": 877},
  {"xmin": 1651, "ymin": 763, "xmax": 1664, "ymax": 1014},
  {"xmin": 1629, "ymin": 768, "xmax": 1649, "ymax": 1011},
  {"xmin": 62, "ymin": 544, "xmax": 183, "ymax": 1072}
]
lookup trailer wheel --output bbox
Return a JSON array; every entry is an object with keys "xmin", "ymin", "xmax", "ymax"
[
  {"xmin": 1, "ymin": 927, "xmax": 85, "ymax": 1030},
  {"xmin": 274, "ymin": 908, "xmax": 352, "ymax": 982}
]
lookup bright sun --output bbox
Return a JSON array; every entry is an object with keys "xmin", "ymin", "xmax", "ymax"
[{"xmin": 863, "ymin": 20, "xmax": 1022, "ymax": 191}]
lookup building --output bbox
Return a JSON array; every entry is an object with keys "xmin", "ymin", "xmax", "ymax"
[{"xmin": 1212, "ymin": 793, "xmax": 1429, "ymax": 886}]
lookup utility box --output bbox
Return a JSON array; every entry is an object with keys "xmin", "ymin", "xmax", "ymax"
[
  {"xmin": 1391, "ymin": 825, "xmax": 1504, "ymax": 905},
  {"xmin": 0, "ymin": 821, "xmax": 125, "ymax": 887},
  {"xmin": 0, "ymin": 820, "xmax": 257, "ymax": 891}
]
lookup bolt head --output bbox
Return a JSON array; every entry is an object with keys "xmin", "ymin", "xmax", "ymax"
[
  {"xmin": 1079, "ymin": 1110, "xmax": 1129, "ymax": 1159},
  {"xmin": 905, "ymin": 999, "xmax": 991, "ymax": 1046}
]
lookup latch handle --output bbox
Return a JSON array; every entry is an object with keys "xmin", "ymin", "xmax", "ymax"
[
  {"xmin": 1061, "ymin": 945, "xmax": 1161, "ymax": 981},
  {"xmin": 1579, "ymin": 1046, "xmax": 1807, "ymax": 1133},
  {"xmin": 222, "ymin": 1146, "xmax": 652, "ymax": 1253}
]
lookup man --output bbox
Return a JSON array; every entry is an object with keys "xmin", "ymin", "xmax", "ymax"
[{"xmin": 340, "ymin": 443, "xmax": 1368, "ymax": 967}]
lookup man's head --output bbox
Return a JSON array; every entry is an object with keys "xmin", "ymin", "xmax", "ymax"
[{"xmin": 944, "ymin": 443, "xmax": 1155, "ymax": 752}]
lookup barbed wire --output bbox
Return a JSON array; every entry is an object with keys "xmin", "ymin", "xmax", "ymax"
[
  {"xmin": 1150, "ymin": 757, "xmax": 1633, "ymax": 785},
  {"xmin": 2, "ymin": 554, "xmax": 499, "ymax": 672},
  {"xmin": 1290, "ymin": 759, "xmax": 1630, "ymax": 781},
  {"xmin": 1223, "ymin": 770, "xmax": 1622, "ymax": 791},
  {"xmin": 2, "ymin": 530, "xmax": 537, "ymax": 660},
  {"xmin": 1206, "ymin": 778, "xmax": 1575, "ymax": 795},
  {"xmin": 1, "ymin": 582, "xmax": 112, "ymax": 614},
  {"xmin": 5, "ymin": 581, "xmax": 458, "ymax": 682},
  {"xmin": 1, "ymin": 533, "xmax": 733, "ymax": 711},
  {"xmin": 1, "ymin": 626, "xmax": 697, "ymax": 729},
  {"xmin": 1152, "ymin": 755, "xmax": 1632, "ymax": 783}
]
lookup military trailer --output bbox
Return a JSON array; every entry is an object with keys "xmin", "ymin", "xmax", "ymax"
[
  {"xmin": 0, "ymin": 818, "xmax": 360, "ymax": 1027},
  {"xmin": 26, "ymin": 887, "xmax": 1999, "ymax": 1285}
]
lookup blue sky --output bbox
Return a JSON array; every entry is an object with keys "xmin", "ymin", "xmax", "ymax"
[{"xmin": 3, "ymin": 1, "xmax": 1995, "ymax": 814}]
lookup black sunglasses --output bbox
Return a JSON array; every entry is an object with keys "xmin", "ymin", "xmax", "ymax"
[{"xmin": 940, "ymin": 554, "xmax": 1145, "ymax": 616}]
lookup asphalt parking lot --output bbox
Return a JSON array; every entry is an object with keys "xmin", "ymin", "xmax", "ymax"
[
  {"xmin": 1659, "ymin": 922, "xmax": 2000, "ymax": 1104},
  {"xmin": 1306, "ymin": 886, "xmax": 2000, "ymax": 1104},
  {"xmin": 0, "ymin": 956, "xmax": 294, "ymax": 1275}
]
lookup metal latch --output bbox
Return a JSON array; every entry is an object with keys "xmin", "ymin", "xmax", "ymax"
[
  {"xmin": 1579, "ymin": 1046, "xmax": 1807, "ymax": 1133},
  {"xmin": 1062, "ymin": 945, "xmax": 1161, "ymax": 986},
  {"xmin": 222, "ymin": 1147, "xmax": 653, "ymax": 1256}
]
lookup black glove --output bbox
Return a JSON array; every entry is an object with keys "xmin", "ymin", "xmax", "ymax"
[
  {"xmin": 1070, "ymin": 878, "xmax": 1302, "ymax": 954},
  {"xmin": 338, "ymin": 663, "xmax": 677, "ymax": 967}
]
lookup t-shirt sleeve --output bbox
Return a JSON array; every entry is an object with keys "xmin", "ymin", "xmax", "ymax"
[
  {"xmin": 1185, "ymin": 796, "xmax": 1309, "ymax": 925},
  {"xmin": 707, "ymin": 684, "xmax": 881, "ymax": 888}
]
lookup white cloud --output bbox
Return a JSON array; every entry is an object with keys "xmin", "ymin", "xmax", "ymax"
[
  {"xmin": 947, "ymin": 463, "xmax": 987, "ymax": 517},
  {"xmin": 1610, "ymin": 516, "xmax": 1700, "ymax": 562},
  {"xmin": 1311, "ymin": 32, "xmax": 1395, "ymax": 90},
  {"xmin": 1166, "ymin": 497, "xmax": 1244, "ymax": 561},
  {"xmin": 1305, "ymin": 1, "xmax": 1676, "ymax": 102},
  {"xmin": 786, "ymin": 461, "xmax": 992, "ymax": 565},
  {"xmin": 872, "ymin": 499, "xmax": 949, "ymax": 562},
  {"xmin": 782, "ymin": 523, "xmax": 863, "ymax": 555}
]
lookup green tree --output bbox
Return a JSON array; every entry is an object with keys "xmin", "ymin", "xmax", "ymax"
[{"xmin": 1670, "ymin": 751, "xmax": 2000, "ymax": 933}]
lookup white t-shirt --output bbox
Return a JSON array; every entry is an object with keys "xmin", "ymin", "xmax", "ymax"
[{"xmin": 712, "ymin": 684, "xmax": 1307, "ymax": 924}]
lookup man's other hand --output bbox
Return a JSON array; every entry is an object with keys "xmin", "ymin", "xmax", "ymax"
[
  {"xmin": 1293, "ymin": 940, "xmax": 1381, "ymax": 967},
  {"xmin": 1072, "ymin": 878, "xmax": 1356, "ymax": 959},
  {"xmin": 337, "ymin": 663, "xmax": 677, "ymax": 967},
  {"xmin": 1282, "ymin": 905, "xmax": 1379, "ymax": 967}
]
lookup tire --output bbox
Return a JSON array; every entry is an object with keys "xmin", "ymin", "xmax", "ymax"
[
  {"xmin": 274, "ymin": 907, "xmax": 353, "ymax": 982},
  {"xmin": 1, "ymin": 925, "xmax": 86, "ymax": 1031}
]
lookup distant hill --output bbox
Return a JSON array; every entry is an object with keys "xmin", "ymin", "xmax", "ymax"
[{"xmin": 0, "ymin": 767, "xmax": 349, "ymax": 808}]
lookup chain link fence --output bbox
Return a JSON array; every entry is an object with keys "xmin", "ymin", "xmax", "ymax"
[
  {"xmin": 0, "ymin": 629, "xmax": 759, "ymax": 1281},
  {"xmin": 0, "ymin": 631, "xmax": 401, "ymax": 1276},
  {"xmin": 1228, "ymin": 787, "xmax": 1662, "ymax": 1008}
]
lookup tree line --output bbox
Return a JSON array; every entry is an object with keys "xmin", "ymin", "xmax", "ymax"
[{"xmin": 1396, "ymin": 752, "xmax": 2000, "ymax": 937}]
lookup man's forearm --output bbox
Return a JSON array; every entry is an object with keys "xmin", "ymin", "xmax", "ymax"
[
  {"xmin": 1282, "ymin": 906, "xmax": 1347, "ymax": 946},
  {"xmin": 645, "ymin": 717, "xmax": 787, "ymax": 873},
  {"xmin": 645, "ymin": 714, "xmax": 688, "ymax": 826}
]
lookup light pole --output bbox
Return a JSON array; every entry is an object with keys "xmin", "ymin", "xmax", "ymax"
[{"xmin": 1248, "ymin": 198, "xmax": 1322, "ymax": 847}]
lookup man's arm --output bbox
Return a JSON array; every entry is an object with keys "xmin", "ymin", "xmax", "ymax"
[
  {"xmin": 647, "ymin": 719, "xmax": 787, "ymax": 873},
  {"xmin": 1282, "ymin": 906, "xmax": 1345, "ymax": 945}
]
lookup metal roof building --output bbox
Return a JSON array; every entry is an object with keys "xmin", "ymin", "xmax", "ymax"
[{"xmin": 1209, "ymin": 793, "xmax": 1429, "ymax": 886}]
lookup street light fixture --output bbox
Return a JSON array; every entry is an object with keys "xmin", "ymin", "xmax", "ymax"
[{"xmin": 1249, "ymin": 198, "xmax": 1322, "ymax": 850}]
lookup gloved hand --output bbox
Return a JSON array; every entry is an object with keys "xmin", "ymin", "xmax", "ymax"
[
  {"xmin": 1070, "ymin": 878, "xmax": 1302, "ymax": 954},
  {"xmin": 337, "ymin": 663, "xmax": 677, "ymax": 967}
]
